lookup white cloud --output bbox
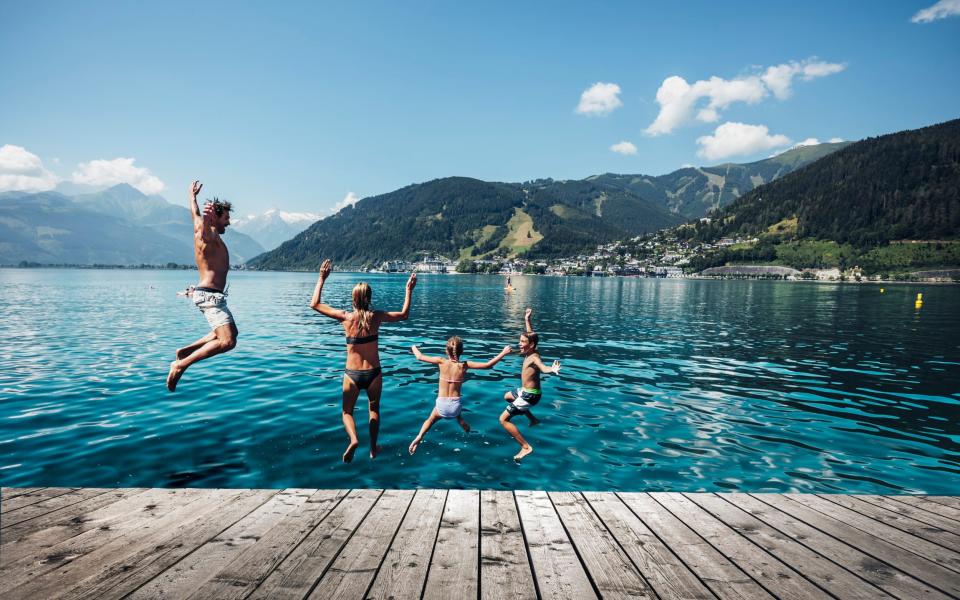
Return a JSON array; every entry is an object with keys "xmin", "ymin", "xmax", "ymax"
[
  {"xmin": 71, "ymin": 157, "xmax": 165, "ymax": 195},
  {"xmin": 912, "ymin": 0, "xmax": 960, "ymax": 22},
  {"xmin": 576, "ymin": 82, "xmax": 623, "ymax": 116},
  {"xmin": 332, "ymin": 191, "xmax": 359, "ymax": 213},
  {"xmin": 696, "ymin": 122, "xmax": 791, "ymax": 161},
  {"xmin": 828, "ymin": 137, "xmax": 844, "ymax": 143},
  {"xmin": 761, "ymin": 59, "xmax": 846, "ymax": 100},
  {"xmin": 609, "ymin": 141, "xmax": 637, "ymax": 155},
  {"xmin": 793, "ymin": 137, "xmax": 822, "ymax": 148},
  {"xmin": 0, "ymin": 145, "xmax": 59, "ymax": 192},
  {"xmin": 645, "ymin": 58, "xmax": 845, "ymax": 135}
]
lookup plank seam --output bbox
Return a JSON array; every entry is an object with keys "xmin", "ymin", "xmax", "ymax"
[
  {"xmin": 648, "ymin": 492, "xmax": 784, "ymax": 600},
  {"xmin": 360, "ymin": 489, "xmax": 419, "ymax": 600},
  {"xmin": 545, "ymin": 491, "xmax": 603, "ymax": 599},
  {"xmin": 111, "ymin": 488, "xmax": 284, "ymax": 600},
  {"xmin": 796, "ymin": 494, "xmax": 960, "ymax": 576},
  {"xmin": 1, "ymin": 487, "xmax": 78, "ymax": 515},
  {"xmin": 475, "ymin": 489, "xmax": 481, "ymax": 600},
  {"xmin": 885, "ymin": 496, "xmax": 960, "ymax": 525},
  {"xmin": 749, "ymin": 493, "xmax": 957, "ymax": 597},
  {"xmin": 817, "ymin": 494, "xmax": 960, "ymax": 554},
  {"xmin": 922, "ymin": 497, "xmax": 960, "ymax": 512},
  {"xmin": 715, "ymin": 493, "xmax": 893, "ymax": 599},
  {"xmin": 1, "ymin": 488, "xmax": 47, "ymax": 502},
  {"xmin": 685, "ymin": 492, "xmax": 846, "ymax": 600},
  {"xmin": 302, "ymin": 488, "xmax": 386, "ymax": 600},
  {"xmin": 231, "ymin": 488, "xmax": 352, "ymax": 599},
  {"xmin": 0, "ymin": 489, "xmax": 115, "ymax": 530},
  {"xmin": 614, "ymin": 492, "xmax": 721, "ymax": 600},
  {"xmin": 512, "ymin": 491, "xmax": 542, "ymax": 600},
  {"xmin": 417, "ymin": 489, "xmax": 449, "ymax": 600},
  {"xmin": 578, "ymin": 492, "xmax": 660, "ymax": 599}
]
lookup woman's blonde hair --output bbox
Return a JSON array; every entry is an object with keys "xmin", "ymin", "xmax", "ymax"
[
  {"xmin": 352, "ymin": 282, "xmax": 373, "ymax": 333},
  {"xmin": 446, "ymin": 336, "xmax": 463, "ymax": 360}
]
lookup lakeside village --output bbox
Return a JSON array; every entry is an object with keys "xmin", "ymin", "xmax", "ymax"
[{"xmin": 376, "ymin": 233, "xmax": 877, "ymax": 281}]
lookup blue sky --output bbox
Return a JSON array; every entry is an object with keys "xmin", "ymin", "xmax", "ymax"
[{"xmin": 1, "ymin": 1, "xmax": 958, "ymax": 215}]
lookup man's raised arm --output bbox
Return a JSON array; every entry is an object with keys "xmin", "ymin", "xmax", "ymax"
[
  {"xmin": 524, "ymin": 307, "xmax": 534, "ymax": 334},
  {"xmin": 188, "ymin": 180, "xmax": 203, "ymax": 225}
]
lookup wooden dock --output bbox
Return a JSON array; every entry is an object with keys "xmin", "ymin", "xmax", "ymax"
[{"xmin": 2, "ymin": 487, "xmax": 959, "ymax": 599}]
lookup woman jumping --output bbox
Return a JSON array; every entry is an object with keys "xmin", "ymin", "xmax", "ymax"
[{"xmin": 310, "ymin": 259, "xmax": 417, "ymax": 462}]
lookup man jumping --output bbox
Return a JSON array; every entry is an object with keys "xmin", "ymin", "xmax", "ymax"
[{"xmin": 166, "ymin": 180, "xmax": 238, "ymax": 391}]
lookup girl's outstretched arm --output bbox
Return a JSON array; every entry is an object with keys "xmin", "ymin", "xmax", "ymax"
[
  {"xmin": 411, "ymin": 345, "xmax": 443, "ymax": 365},
  {"xmin": 382, "ymin": 272, "xmax": 418, "ymax": 322},
  {"xmin": 531, "ymin": 354, "xmax": 561, "ymax": 374},
  {"xmin": 309, "ymin": 259, "xmax": 347, "ymax": 321},
  {"xmin": 466, "ymin": 346, "xmax": 512, "ymax": 370}
]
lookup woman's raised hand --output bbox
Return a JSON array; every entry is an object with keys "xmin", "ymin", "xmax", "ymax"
[
  {"xmin": 406, "ymin": 272, "xmax": 418, "ymax": 291},
  {"xmin": 319, "ymin": 259, "xmax": 332, "ymax": 281}
]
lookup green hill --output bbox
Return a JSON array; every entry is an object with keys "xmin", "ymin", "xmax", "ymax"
[
  {"xmin": 683, "ymin": 118, "xmax": 960, "ymax": 274},
  {"xmin": 248, "ymin": 176, "xmax": 683, "ymax": 268}
]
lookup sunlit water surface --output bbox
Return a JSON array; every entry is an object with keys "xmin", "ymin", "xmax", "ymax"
[{"xmin": 1, "ymin": 268, "xmax": 957, "ymax": 493}]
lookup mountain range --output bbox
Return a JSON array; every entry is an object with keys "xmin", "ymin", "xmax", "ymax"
[
  {"xmin": 249, "ymin": 142, "xmax": 850, "ymax": 269},
  {"xmin": 0, "ymin": 184, "xmax": 265, "ymax": 265},
  {"xmin": 232, "ymin": 209, "xmax": 322, "ymax": 250}
]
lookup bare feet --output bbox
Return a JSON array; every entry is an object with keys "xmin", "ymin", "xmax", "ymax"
[
  {"xmin": 513, "ymin": 445, "xmax": 533, "ymax": 462},
  {"xmin": 166, "ymin": 361, "xmax": 184, "ymax": 392},
  {"xmin": 409, "ymin": 438, "xmax": 422, "ymax": 455},
  {"xmin": 370, "ymin": 445, "xmax": 382, "ymax": 460},
  {"xmin": 342, "ymin": 441, "xmax": 359, "ymax": 463}
]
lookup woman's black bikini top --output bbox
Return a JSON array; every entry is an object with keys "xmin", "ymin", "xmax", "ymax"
[{"xmin": 345, "ymin": 333, "xmax": 378, "ymax": 345}]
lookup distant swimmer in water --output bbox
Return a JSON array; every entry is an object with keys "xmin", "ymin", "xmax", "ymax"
[
  {"xmin": 176, "ymin": 285, "xmax": 196, "ymax": 297},
  {"xmin": 505, "ymin": 275, "xmax": 514, "ymax": 292},
  {"xmin": 310, "ymin": 259, "xmax": 417, "ymax": 462},
  {"xmin": 408, "ymin": 338, "xmax": 512, "ymax": 455},
  {"xmin": 166, "ymin": 181, "xmax": 238, "ymax": 392},
  {"xmin": 500, "ymin": 307, "xmax": 560, "ymax": 461}
]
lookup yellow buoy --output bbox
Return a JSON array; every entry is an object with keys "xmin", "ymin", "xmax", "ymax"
[
  {"xmin": 880, "ymin": 288, "xmax": 884, "ymax": 293},
  {"xmin": 916, "ymin": 293, "xmax": 923, "ymax": 301},
  {"xmin": 915, "ymin": 292, "xmax": 923, "ymax": 309}
]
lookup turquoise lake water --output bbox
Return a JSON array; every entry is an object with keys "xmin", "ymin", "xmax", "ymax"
[{"xmin": 1, "ymin": 268, "xmax": 958, "ymax": 493}]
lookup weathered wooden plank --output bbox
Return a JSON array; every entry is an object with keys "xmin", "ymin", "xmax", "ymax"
[
  {"xmin": 687, "ymin": 493, "xmax": 890, "ymax": 599},
  {"xmin": 367, "ymin": 489, "xmax": 446, "ymax": 600},
  {"xmin": 515, "ymin": 489, "xmax": 597, "ymax": 599},
  {"xmin": 479, "ymin": 490, "xmax": 536, "ymax": 600},
  {"xmin": 1, "ymin": 487, "xmax": 46, "ymax": 501},
  {"xmin": 734, "ymin": 493, "xmax": 951, "ymax": 600},
  {"xmin": 1, "ymin": 487, "xmax": 76, "ymax": 514},
  {"xmin": 182, "ymin": 489, "xmax": 348, "ymax": 600},
  {"xmin": 550, "ymin": 492, "xmax": 652, "ymax": 599},
  {"xmin": 583, "ymin": 491, "xmax": 712, "ymax": 600},
  {"xmin": 128, "ymin": 489, "xmax": 315, "ymax": 599},
  {"xmin": 249, "ymin": 489, "xmax": 382, "ymax": 600},
  {"xmin": 0, "ymin": 488, "xmax": 147, "ymax": 548},
  {"xmin": 422, "ymin": 489, "xmax": 479, "ymax": 600},
  {"xmin": 0, "ymin": 487, "xmax": 208, "ymax": 589},
  {"xmin": 619, "ymin": 492, "xmax": 772, "ymax": 600},
  {"xmin": 652, "ymin": 492, "xmax": 830, "ymax": 600},
  {"xmin": 859, "ymin": 495, "xmax": 960, "ymax": 533},
  {"xmin": 925, "ymin": 496, "xmax": 960, "ymax": 510},
  {"xmin": 787, "ymin": 494, "xmax": 960, "ymax": 573},
  {"xmin": 1, "ymin": 488, "xmax": 112, "ymax": 529},
  {"xmin": 306, "ymin": 489, "xmax": 415, "ymax": 600},
  {"xmin": 61, "ymin": 488, "xmax": 277, "ymax": 600},
  {"xmin": 820, "ymin": 494, "xmax": 960, "ymax": 552},
  {"xmin": 756, "ymin": 494, "xmax": 960, "ymax": 597},
  {"xmin": 893, "ymin": 495, "xmax": 960, "ymax": 524}
]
